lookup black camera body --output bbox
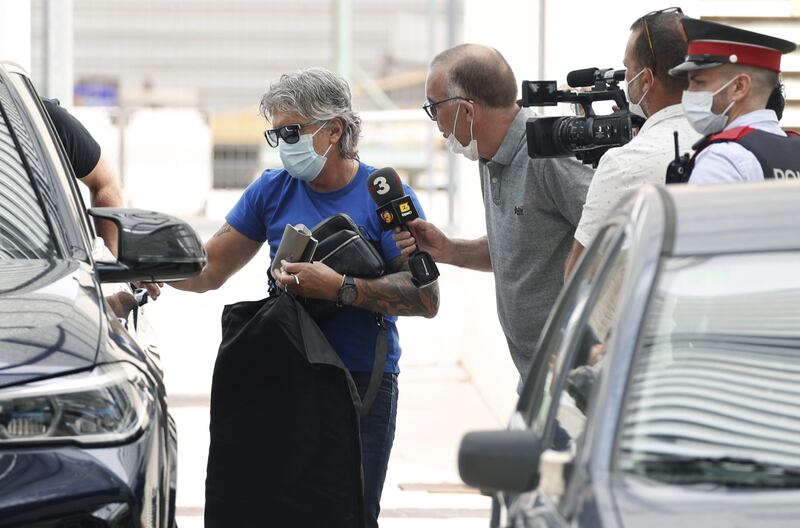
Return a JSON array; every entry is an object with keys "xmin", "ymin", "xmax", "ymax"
[{"xmin": 522, "ymin": 67, "xmax": 642, "ymax": 168}]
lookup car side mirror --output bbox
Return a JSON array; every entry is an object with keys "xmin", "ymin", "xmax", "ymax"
[
  {"xmin": 88, "ymin": 208, "xmax": 206, "ymax": 283},
  {"xmin": 458, "ymin": 429, "xmax": 543, "ymax": 493}
]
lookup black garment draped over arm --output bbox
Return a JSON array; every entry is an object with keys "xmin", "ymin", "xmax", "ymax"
[{"xmin": 41, "ymin": 98, "xmax": 101, "ymax": 178}]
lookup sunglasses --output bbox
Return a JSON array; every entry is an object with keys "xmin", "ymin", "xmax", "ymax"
[
  {"xmin": 422, "ymin": 96, "xmax": 472, "ymax": 120},
  {"xmin": 263, "ymin": 120, "xmax": 319, "ymax": 147},
  {"xmin": 641, "ymin": 6, "xmax": 684, "ymax": 70}
]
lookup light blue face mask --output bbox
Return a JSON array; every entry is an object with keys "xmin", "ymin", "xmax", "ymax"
[
  {"xmin": 682, "ymin": 77, "xmax": 738, "ymax": 136},
  {"xmin": 279, "ymin": 121, "xmax": 332, "ymax": 182}
]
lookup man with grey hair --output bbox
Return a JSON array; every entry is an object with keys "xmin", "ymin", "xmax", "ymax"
[
  {"xmin": 395, "ymin": 44, "xmax": 592, "ymax": 381},
  {"xmin": 173, "ymin": 67, "xmax": 438, "ymax": 527}
]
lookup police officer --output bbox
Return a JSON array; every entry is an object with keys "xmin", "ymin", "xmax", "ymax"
[{"xmin": 669, "ymin": 18, "xmax": 800, "ymax": 183}]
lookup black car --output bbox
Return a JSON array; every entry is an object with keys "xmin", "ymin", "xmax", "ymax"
[
  {"xmin": 0, "ymin": 62, "xmax": 206, "ymax": 527},
  {"xmin": 459, "ymin": 182, "xmax": 800, "ymax": 527}
]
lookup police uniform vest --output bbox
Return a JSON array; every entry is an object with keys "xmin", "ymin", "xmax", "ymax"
[{"xmin": 687, "ymin": 126, "xmax": 800, "ymax": 181}]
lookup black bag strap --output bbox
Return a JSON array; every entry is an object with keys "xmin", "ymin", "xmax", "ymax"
[{"xmin": 360, "ymin": 314, "xmax": 388, "ymax": 417}]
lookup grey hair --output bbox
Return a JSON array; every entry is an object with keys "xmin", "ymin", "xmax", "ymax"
[
  {"xmin": 431, "ymin": 44, "xmax": 517, "ymax": 108},
  {"xmin": 260, "ymin": 67, "xmax": 361, "ymax": 159}
]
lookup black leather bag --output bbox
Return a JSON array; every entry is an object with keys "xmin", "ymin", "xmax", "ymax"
[
  {"xmin": 302, "ymin": 213, "xmax": 385, "ymax": 321},
  {"xmin": 311, "ymin": 213, "xmax": 385, "ymax": 279}
]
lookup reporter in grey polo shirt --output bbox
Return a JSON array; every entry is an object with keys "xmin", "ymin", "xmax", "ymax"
[
  {"xmin": 394, "ymin": 44, "xmax": 592, "ymax": 381},
  {"xmin": 564, "ymin": 9, "xmax": 701, "ymax": 278}
]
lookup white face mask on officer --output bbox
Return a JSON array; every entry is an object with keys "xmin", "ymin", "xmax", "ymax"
[
  {"xmin": 445, "ymin": 104, "xmax": 479, "ymax": 161},
  {"xmin": 682, "ymin": 76, "xmax": 738, "ymax": 136},
  {"xmin": 279, "ymin": 121, "xmax": 332, "ymax": 182},
  {"xmin": 626, "ymin": 68, "xmax": 651, "ymax": 119}
]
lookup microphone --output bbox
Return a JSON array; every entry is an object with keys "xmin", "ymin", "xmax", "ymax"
[
  {"xmin": 566, "ymin": 67, "xmax": 625, "ymax": 87},
  {"xmin": 367, "ymin": 167, "xmax": 439, "ymax": 287},
  {"xmin": 566, "ymin": 67, "xmax": 598, "ymax": 88},
  {"xmin": 367, "ymin": 167, "xmax": 420, "ymax": 229},
  {"xmin": 367, "ymin": 167, "xmax": 405, "ymax": 203}
]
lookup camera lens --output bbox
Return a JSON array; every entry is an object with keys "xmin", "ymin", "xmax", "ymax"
[{"xmin": 556, "ymin": 117, "xmax": 590, "ymax": 153}]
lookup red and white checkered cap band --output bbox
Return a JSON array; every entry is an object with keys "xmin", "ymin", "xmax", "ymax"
[{"xmin": 688, "ymin": 40, "xmax": 782, "ymax": 72}]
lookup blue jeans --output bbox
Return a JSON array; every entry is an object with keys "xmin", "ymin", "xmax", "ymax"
[{"xmin": 351, "ymin": 372, "xmax": 398, "ymax": 528}]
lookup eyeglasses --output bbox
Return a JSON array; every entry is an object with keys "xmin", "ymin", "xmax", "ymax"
[
  {"xmin": 641, "ymin": 6, "xmax": 683, "ymax": 70},
  {"xmin": 422, "ymin": 96, "xmax": 472, "ymax": 120},
  {"xmin": 263, "ymin": 120, "xmax": 319, "ymax": 147}
]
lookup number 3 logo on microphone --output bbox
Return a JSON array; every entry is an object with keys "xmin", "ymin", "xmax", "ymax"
[{"xmin": 373, "ymin": 176, "xmax": 390, "ymax": 195}]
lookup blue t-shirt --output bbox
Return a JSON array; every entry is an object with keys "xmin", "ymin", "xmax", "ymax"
[{"xmin": 225, "ymin": 162, "xmax": 425, "ymax": 374}]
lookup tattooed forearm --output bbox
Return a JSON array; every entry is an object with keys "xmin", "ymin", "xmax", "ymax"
[
  {"xmin": 354, "ymin": 269, "xmax": 440, "ymax": 318},
  {"xmin": 212, "ymin": 223, "xmax": 232, "ymax": 238}
]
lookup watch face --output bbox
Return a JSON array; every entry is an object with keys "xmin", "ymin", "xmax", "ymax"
[
  {"xmin": 338, "ymin": 276, "xmax": 358, "ymax": 306},
  {"xmin": 340, "ymin": 285, "xmax": 357, "ymax": 305}
]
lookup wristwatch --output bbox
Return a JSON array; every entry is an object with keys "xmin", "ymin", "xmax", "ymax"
[{"xmin": 336, "ymin": 275, "xmax": 358, "ymax": 307}]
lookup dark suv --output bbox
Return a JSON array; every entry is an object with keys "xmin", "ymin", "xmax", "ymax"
[{"xmin": 0, "ymin": 62, "xmax": 206, "ymax": 527}]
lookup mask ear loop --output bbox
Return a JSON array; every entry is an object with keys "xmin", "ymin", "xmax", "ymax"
[
  {"xmin": 636, "ymin": 68, "xmax": 656, "ymax": 110},
  {"xmin": 712, "ymin": 76, "xmax": 738, "ymax": 96},
  {"xmin": 720, "ymin": 99, "xmax": 736, "ymax": 116},
  {"xmin": 452, "ymin": 102, "xmax": 475, "ymax": 145},
  {"xmin": 310, "ymin": 119, "xmax": 330, "ymax": 137},
  {"xmin": 628, "ymin": 67, "xmax": 646, "ymax": 85},
  {"xmin": 714, "ymin": 76, "xmax": 739, "ymax": 117},
  {"xmin": 310, "ymin": 120, "xmax": 334, "ymax": 158},
  {"xmin": 468, "ymin": 106, "xmax": 474, "ymax": 142},
  {"xmin": 629, "ymin": 68, "xmax": 651, "ymax": 106}
]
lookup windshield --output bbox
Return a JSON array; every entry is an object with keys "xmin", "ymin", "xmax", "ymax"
[
  {"xmin": 618, "ymin": 252, "xmax": 800, "ymax": 487},
  {"xmin": 0, "ymin": 86, "xmax": 56, "ymax": 260}
]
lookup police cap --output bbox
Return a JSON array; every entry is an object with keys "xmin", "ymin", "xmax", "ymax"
[{"xmin": 669, "ymin": 17, "xmax": 796, "ymax": 77}]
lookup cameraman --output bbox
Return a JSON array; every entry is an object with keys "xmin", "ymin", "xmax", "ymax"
[
  {"xmin": 395, "ymin": 44, "xmax": 591, "ymax": 380},
  {"xmin": 564, "ymin": 8, "xmax": 701, "ymax": 277}
]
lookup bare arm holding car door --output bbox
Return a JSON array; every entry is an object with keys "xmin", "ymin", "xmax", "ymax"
[{"xmin": 170, "ymin": 223, "xmax": 262, "ymax": 293}]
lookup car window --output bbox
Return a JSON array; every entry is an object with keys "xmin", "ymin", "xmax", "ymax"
[
  {"xmin": 519, "ymin": 223, "xmax": 628, "ymax": 442},
  {"xmin": 553, "ymin": 240, "xmax": 630, "ymax": 441},
  {"xmin": 0, "ymin": 90, "xmax": 56, "ymax": 260},
  {"xmin": 8, "ymin": 73, "xmax": 95, "ymax": 252},
  {"xmin": 618, "ymin": 252, "xmax": 800, "ymax": 487}
]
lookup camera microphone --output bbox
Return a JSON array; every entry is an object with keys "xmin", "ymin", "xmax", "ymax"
[
  {"xmin": 367, "ymin": 167, "xmax": 439, "ymax": 287},
  {"xmin": 567, "ymin": 67, "xmax": 627, "ymax": 88},
  {"xmin": 566, "ymin": 67, "xmax": 599, "ymax": 88}
]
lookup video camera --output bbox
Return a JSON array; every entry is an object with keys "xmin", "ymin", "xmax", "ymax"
[{"xmin": 522, "ymin": 67, "xmax": 644, "ymax": 168}]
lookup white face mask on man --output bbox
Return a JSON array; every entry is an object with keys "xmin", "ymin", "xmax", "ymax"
[
  {"xmin": 445, "ymin": 104, "xmax": 479, "ymax": 161},
  {"xmin": 625, "ymin": 68, "xmax": 651, "ymax": 119},
  {"xmin": 681, "ymin": 76, "xmax": 738, "ymax": 136}
]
